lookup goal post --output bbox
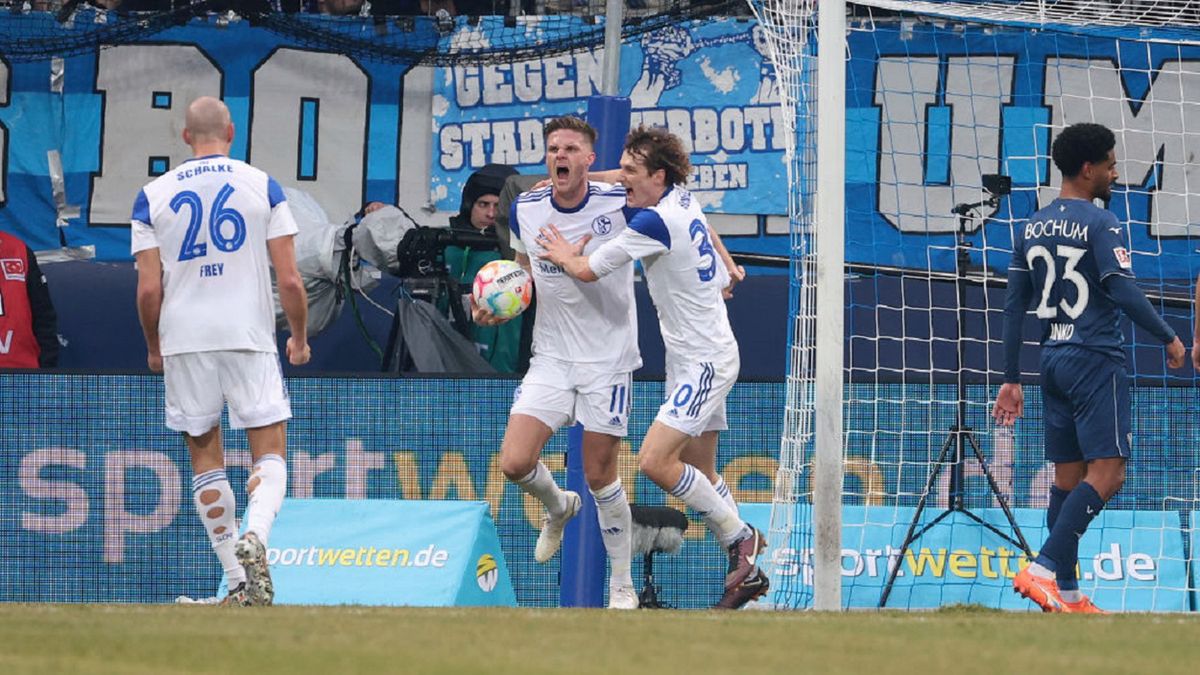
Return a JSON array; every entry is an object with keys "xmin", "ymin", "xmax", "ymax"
[{"xmin": 751, "ymin": 0, "xmax": 1200, "ymax": 611}]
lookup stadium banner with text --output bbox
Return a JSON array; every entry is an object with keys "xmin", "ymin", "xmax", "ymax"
[
  {"xmin": 217, "ymin": 499, "xmax": 516, "ymax": 606},
  {"xmin": 743, "ymin": 505, "xmax": 1191, "ymax": 612},
  {"xmin": 2, "ymin": 371, "xmax": 1196, "ymax": 609},
  {"xmin": 0, "ymin": 14, "xmax": 1191, "ymax": 274},
  {"xmin": 431, "ymin": 20, "xmax": 783, "ymax": 216}
]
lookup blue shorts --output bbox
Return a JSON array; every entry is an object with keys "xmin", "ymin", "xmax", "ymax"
[{"xmin": 1040, "ymin": 347, "xmax": 1131, "ymax": 464}]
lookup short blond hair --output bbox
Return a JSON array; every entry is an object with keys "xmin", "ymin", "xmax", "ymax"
[{"xmin": 543, "ymin": 116, "xmax": 597, "ymax": 147}]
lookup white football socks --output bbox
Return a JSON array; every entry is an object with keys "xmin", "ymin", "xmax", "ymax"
[
  {"xmin": 591, "ymin": 478, "xmax": 634, "ymax": 590},
  {"xmin": 243, "ymin": 454, "xmax": 287, "ymax": 547},
  {"xmin": 670, "ymin": 464, "xmax": 748, "ymax": 546},
  {"xmin": 192, "ymin": 469, "xmax": 245, "ymax": 587},
  {"xmin": 516, "ymin": 462, "xmax": 568, "ymax": 516}
]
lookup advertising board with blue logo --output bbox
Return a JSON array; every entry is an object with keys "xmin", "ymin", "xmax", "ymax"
[
  {"xmin": 742, "ymin": 504, "xmax": 1191, "ymax": 612},
  {"xmin": 3, "ymin": 371, "xmax": 1198, "ymax": 610},
  {"xmin": 218, "ymin": 500, "xmax": 515, "ymax": 606}
]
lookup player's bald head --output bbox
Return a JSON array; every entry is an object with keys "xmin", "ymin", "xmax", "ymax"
[{"xmin": 185, "ymin": 96, "xmax": 232, "ymax": 143}]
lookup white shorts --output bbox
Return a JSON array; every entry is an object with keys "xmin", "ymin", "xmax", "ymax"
[
  {"xmin": 656, "ymin": 353, "xmax": 739, "ymax": 437},
  {"xmin": 163, "ymin": 350, "xmax": 292, "ymax": 437},
  {"xmin": 511, "ymin": 356, "xmax": 632, "ymax": 436}
]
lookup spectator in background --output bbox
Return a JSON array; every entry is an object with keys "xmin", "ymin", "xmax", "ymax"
[
  {"xmin": 495, "ymin": 170, "xmax": 546, "ymax": 371},
  {"xmin": 446, "ymin": 163, "xmax": 522, "ymax": 372},
  {"xmin": 0, "ymin": 230, "xmax": 58, "ymax": 369}
]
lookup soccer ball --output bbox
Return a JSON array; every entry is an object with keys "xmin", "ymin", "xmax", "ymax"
[{"xmin": 472, "ymin": 259, "xmax": 532, "ymax": 320}]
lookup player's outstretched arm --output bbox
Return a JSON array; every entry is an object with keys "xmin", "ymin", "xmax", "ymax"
[
  {"xmin": 134, "ymin": 248, "xmax": 164, "ymax": 373},
  {"xmin": 267, "ymin": 234, "xmax": 311, "ymax": 366}
]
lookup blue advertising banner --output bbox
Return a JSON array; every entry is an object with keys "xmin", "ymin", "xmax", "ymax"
[
  {"xmin": 431, "ymin": 20, "xmax": 783, "ymax": 215},
  {"xmin": 742, "ymin": 504, "xmax": 1191, "ymax": 612},
  {"xmin": 0, "ymin": 14, "xmax": 1193, "ymax": 278},
  {"xmin": 3, "ymin": 371, "xmax": 1196, "ymax": 610},
  {"xmin": 220, "ymin": 500, "xmax": 516, "ymax": 607}
]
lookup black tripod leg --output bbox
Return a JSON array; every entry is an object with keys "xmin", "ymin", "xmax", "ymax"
[
  {"xmin": 638, "ymin": 552, "xmax": 660, "ymax": 609},
  {"xmin": 967, "ymin": 432, "xmax": 1033, "ymax": 557},
  {"xmin": 879, "ymin": 431, "xmax": 956, "ymax": 607}
]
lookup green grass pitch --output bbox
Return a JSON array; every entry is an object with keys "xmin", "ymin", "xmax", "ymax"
[{"xmin": 2, "ymin": 604, "xmax": 1197, "ymax": 674}]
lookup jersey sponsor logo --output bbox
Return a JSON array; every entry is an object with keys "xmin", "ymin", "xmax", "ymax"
[
  {"xmin": 1113, "ymin": 246, "xmax": 1132, "ymax": 269},
  {"xmin": 535, "ymin": 260, "xmax": 564, "ymax": 276},
  {"xmin": 1, "ymin": 258, "xmax": 26, "ymax": 281},
  {"xmin": 591, "ymin": 215, "xmax": 613, "ymax": 236}
]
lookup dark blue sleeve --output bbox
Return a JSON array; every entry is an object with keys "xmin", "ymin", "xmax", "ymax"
[
  {"xmin": 1090, "ymin": 213, "xmax": 1133, "ymax": 280},
  {"xmin": 267, "ymin": 176, "xmax": 287, "ymax": 208},
  {"xmin": 509, "ymin": 200, "xmax": 521, "ymax": 240},
  {"xmin": 1103, "ymin": 275, "xmax": 1177, "ymax": 344},
  {"xmin": 1003, "ymin": 264, "xmax": 1034, "ymax": 383},
  {"xmin": 627, "ymin": 209, "xmax": 671, "ymax": 249},
  {"xmin": 131, "ymin": 189, "xmax": 151, "ymax": 226}
]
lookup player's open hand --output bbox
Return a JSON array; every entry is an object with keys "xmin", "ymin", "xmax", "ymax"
[
  {"xmin": 536, "ymin": 225, "xmax": 589, "ymax": 264},
  {"xmin": 1165, "ymin": 336, "xmax": 1185, "ymax": 369},
  {"xmin": 992, "ymin": 382, "xmax": 1023, "ymax": 426},
  {"xmin": 1193, "ymin": 340, "xmax": 1200, "ymax": 373},
  {"xmin": 471, "ymin": 296, "xmax": 508, "ymax": 326},
  {"xmin": 287, "ymin": 337, "xmax": 311, "ymax": 366}
]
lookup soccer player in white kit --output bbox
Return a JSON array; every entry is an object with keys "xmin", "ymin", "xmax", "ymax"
[
  {"xmin": 473, "ymin": 116, "xmax": 641, "ymax": 609},
  {"xmin": 537, "ymin": 126, "xmax": 768, "ymax": 609},
  {"xmin": 131, "ymin": 97, "xmax": 311, "ymax": 607}
]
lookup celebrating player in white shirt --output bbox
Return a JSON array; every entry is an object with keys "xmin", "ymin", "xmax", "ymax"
[
  {"xmin": 473, "ymin": 116, "xmax": 641, "ymax": 609},
  {"xmin": 537, "ymin": 126, "xmax": 767, "ymax": 610},
  {"xmin": 131, "ymin": 96, "xmax": 310, "ymax": 607}
]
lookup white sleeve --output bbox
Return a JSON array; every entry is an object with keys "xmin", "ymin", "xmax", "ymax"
[
  {"xmin": 267, "ymin": 201, "xmax": 300, "ymax": 240},
  {"xmin": 130, "ymin": 219, "xmax": 158, "ymax": 254},
  {"xmin": 587, "ymin": 238, "xmax": 636, "ymax": 278},
  {"xmin": 510, "ymin": 232, "xmax": 527, "ymax": 255}
]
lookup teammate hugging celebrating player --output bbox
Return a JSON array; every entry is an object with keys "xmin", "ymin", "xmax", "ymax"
[{"xmin": 537, "ymin": 126, "xmax": 767, "ymax": 610}]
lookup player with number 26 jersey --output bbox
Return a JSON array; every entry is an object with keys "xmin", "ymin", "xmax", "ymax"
[{"xmin": 130, "ymin": 156, "xmax": 297, "ymax": 356}]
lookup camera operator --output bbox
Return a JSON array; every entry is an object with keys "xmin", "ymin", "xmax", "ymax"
[{"xmin": 446, "ymin": 163, "xmax": 523, "ymax": 372}]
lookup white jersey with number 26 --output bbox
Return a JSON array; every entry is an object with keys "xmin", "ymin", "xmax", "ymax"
[
  {"xmin": 129, "ymin": 154, "xmax": 298, "ymax": 356},
  {"xmin": 589, "ymin": 186, "xmax": 737, "ymax": 362}
]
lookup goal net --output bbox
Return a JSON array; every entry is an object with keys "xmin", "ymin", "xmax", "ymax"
[{"xmin": 750, "ymin": 0, "xmax": 1200, "ymax": 611}]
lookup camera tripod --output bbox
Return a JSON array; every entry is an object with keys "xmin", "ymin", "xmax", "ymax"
[{"xmin": 878, "ymin": 180, "xmax": 1033, "ymax": 607}]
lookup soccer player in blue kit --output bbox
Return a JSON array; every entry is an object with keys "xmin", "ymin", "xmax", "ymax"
[{"xmin": 993, "ymin": 122, "xmax": 1185, "ymax": 613}]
